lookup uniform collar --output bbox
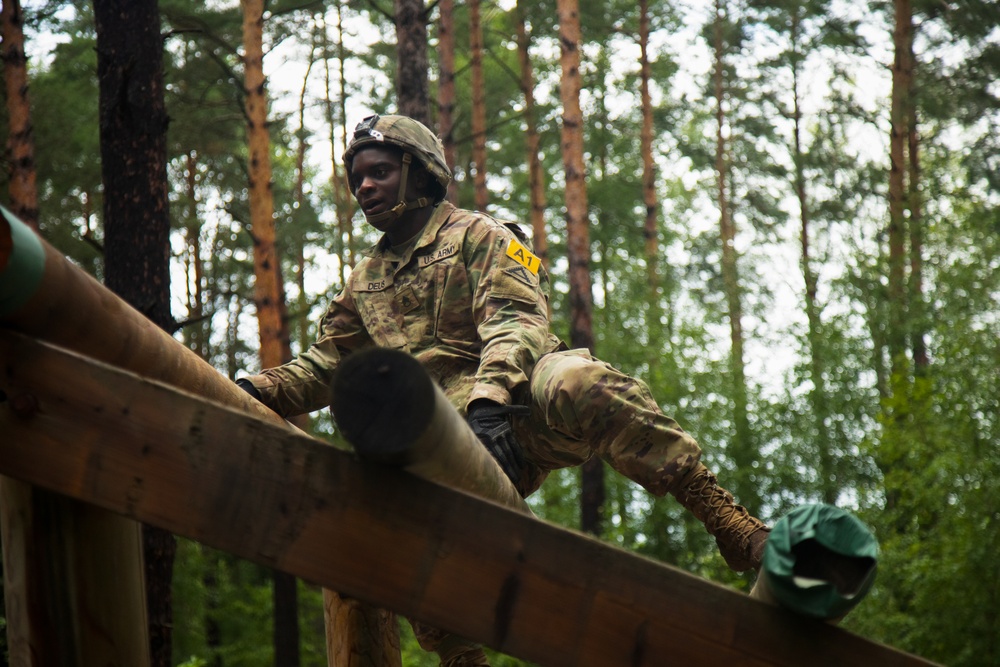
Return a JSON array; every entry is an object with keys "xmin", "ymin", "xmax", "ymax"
[{"xmin": 362, "ymin": 201, "xmax": 456, "ymax": 261}]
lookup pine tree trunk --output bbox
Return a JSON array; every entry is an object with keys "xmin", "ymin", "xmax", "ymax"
[
  {"xmin": 294, "ymin": 26, "xmax": 316, "ymax": 352},
  {"xmin": 789, "ymin": 9, "xmax": 835, "ymax": 505},
  {"xmin": 887, "ymin": 0, "xmax": 912, "ymax": 379},
  {"xmin": 905, "ymin": 37, "xmax": 927, "ymax": 372},
  {"xmin": 337, "ymin": 6, "xmax": 355, "ymax": 270},
  {"xmin": 241, "ymin": 2, "xmax": 300, "ymax": 663},
  {"xmin": 515, "ymin": 0, "xmax": 548, "ymax": 271},
  {"xmin": 557, "ymin": 0, "xmax": 603, "ymax": 536},
  {"xmin": 1, "ymin": 0, "xmax": 37, "ymax": 227},
  {"xmin": 202, "ymin": 547, "xmax": 222, "ymax": 667},
  {"xmin": 95, "ymin": 1, "xmax": 172, "ymax": 665},
  {"xmin": 226, "ymin": 295, "xmax": 245, "ymax": 379},
  {"xmin": 184, "ymin": 150, "xmax": 209, "ymax": 358},
  {"xmin": 437, "ymin": 0, "xmax": 458, "ymax": 203},
  {"xmin": 880, "ymin": 0, "xmax": 922, "ymax": 521},
  {"xmin": 558, "ymin": 0, "xmax": 593, "ymax": 354},
  {"xmin": 323, "ymin": 8, "xmax": 355, "ymax": 284},
  {"xmin": 394, "ymin": 0, "xmax": 430, "ymax": 125},
  {"xmin": 1, "ymin": 6, "xmax": 44, "ymax": 667},
  {"xmin": 274, "ymin": 571, "xmax": 300, "ymax": 667},
  {"xmin": 470, "ymin": 0, "xmax": 489, "ymax": 211},
  {"xmin": 241, "ymin": 0, "xmax": 282, "ymax": 370},
  {"xmin": 98, "ymin": 3, "xmax": 171, "ymax": 326},
  {"xmin": 712, "ymin": 0, "xmax": 756, "ymax": 509},
  {"xmin": 639, "ymin": 0, "xmax": 660, "ymax": 337}
]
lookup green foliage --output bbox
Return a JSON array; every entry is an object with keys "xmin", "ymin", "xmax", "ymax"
[
  {"xmin": 177, "ymin": 657, "xmax": 209, "ymax": 667},
  {"xmin": 172, "ymin": 538, "xmax": 329, "ymax": 667},
  {"xmin": 27, "ymin": 5, "xmax": 103, "ymax": 274},
  {"xmin": 846, "ymin": 174, "xmax": 1000, "ymax": 665}
]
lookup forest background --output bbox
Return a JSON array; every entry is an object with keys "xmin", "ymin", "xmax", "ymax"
[{"xmin": 1, "ymin": 0, "xmax": 998, "ymax": 665}]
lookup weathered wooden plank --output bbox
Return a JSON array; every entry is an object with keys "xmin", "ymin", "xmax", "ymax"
[{"xmin": 0, "ymin": 331, "xmax": 940, "ymax": 667}]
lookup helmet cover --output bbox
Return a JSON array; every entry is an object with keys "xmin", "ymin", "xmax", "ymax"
[{"xmin": 344, "ymin": 114, "xmax": 451, "ymax": 198}]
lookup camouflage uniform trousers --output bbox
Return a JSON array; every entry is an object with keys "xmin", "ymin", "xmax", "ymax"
[
  {"xmin": 513, "ymin": 348, "xmax": 703, "ymax": 498},
  {"xmin": 411, "ymin": 349, "xmax": 703, "ymax": 665}
]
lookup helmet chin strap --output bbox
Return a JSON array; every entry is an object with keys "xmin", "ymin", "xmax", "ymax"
[{"xmin": 364, "ymin": 153, "xmax": 434, "ymax": 225}]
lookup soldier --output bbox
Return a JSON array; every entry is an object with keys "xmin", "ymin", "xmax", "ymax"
[{"xmin": 237, "ymin": 113, "xmax": 769, "ymax": 666}]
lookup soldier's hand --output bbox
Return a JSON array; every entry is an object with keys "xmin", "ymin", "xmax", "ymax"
[{"xmin": 466, "ymin": 400, "xmax": 530, "ymax": 485}]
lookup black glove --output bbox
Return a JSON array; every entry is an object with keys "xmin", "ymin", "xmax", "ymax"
[
  {"xmin": 236, "ymin": 377, "xmax": 262, "ymax": 402},
  {"xmin": 467, "ymin": 400, "xmax": 531, "ymax": 485}
]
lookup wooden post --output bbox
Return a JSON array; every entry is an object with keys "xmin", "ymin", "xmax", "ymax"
[
  {"xmin": 324, "ymin": 590, "xmax": 400, "ymax": 667},
  {"xmin": 1, "ymin": 478, "xmax": 150, "ymax": 666}
]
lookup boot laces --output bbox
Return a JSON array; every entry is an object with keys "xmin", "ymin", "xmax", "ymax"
[
  {"xmin": 440, "ymin": 646, "xmax": 491, "ymax": 667},
  {"xmin": 684, "ymin": 470, "xmax": 763, "ymax": 553}
]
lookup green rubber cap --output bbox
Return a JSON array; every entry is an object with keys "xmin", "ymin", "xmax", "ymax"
[
  {"xmin": 761, "ymin": 503, "xmax": 878, "ymax": 619},
  {"xmin": 0, "ymin": 205, "xmax": 45, "ymax": 318}
]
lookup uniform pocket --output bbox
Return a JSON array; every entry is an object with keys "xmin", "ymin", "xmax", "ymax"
[
  {"xmin": 433, "ymin": 263, "xmax": 478, "ymax": 345},
  {"xmin": 357, "ymin": 292, "xmax": 409, "ymax": 350}
]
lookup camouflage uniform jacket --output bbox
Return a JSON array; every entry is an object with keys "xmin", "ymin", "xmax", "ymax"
[{"xmin": 246, "ymin": 201, "xmax": 562, "ymax": 417}]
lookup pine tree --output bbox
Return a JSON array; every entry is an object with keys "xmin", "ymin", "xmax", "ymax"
[
  {"xmin": 556, "ymin": 0, "xmax": 603, "ymax": 536},
  {"xmin": 1, "ymin": 0, "xmax": 37, "ymax": 226},
  {"xmin": 394, "ymin": 0, "xmax": 430, "ymax": 123}
]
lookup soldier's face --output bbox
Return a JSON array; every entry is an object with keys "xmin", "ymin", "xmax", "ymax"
[
  {"xmin": 351, "ymin": 146, "xmax": 401, "ymax": 215},
  {"xmin": 349, "ymin": 146, "xmax": 430, "ymax": 240}
]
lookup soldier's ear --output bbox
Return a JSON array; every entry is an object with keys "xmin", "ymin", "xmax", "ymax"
[{"xmin": 412, "ymin": 164, "xmax": 432, "ymax": 192}]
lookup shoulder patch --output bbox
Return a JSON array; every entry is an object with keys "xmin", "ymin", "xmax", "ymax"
[
  {"xmin": 505, "ymin": 238, "xmax": 541, "ymax": 276},
  {"xmin": 504, "ymin": 265, "xmax": 536, "ymax": 288}
]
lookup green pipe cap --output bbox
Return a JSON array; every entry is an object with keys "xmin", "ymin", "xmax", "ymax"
[
  {"xmin": 761, "ymin": 503, "xmax": 878, "ymax": 619},
  {"xmin": 0, "ymin": 206, "xmax": 45, "ymax": 318}
]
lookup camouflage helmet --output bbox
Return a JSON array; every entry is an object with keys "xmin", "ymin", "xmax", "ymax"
[{"xmin": 344, "ymin": 114, "xmax": 451, "ymax": 198}]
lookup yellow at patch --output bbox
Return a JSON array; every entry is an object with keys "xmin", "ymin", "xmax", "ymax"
[{"xmin": 505, "ymin": 238, "xmax": 541, "ymax": 275}]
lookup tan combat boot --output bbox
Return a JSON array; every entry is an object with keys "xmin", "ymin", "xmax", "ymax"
[
  {"xmin": 672, "ymin": 462, "xmax": 770, "ymax": 572},
  {"xmin": 412, "ymin": 621, "xmax": 491, "ymax": 666}
]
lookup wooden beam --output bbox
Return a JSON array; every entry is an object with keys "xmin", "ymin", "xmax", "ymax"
[
  {"xmin": 331, "ymin": 347, "xmax": 530, "ymax": 513},
  {"xmin": 0, "ymin": 331, "xmax": 939, "ymax": 667},
  {"xmin": 0, "ymin": 206, "xmax": 277, "ymax": 422}
]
